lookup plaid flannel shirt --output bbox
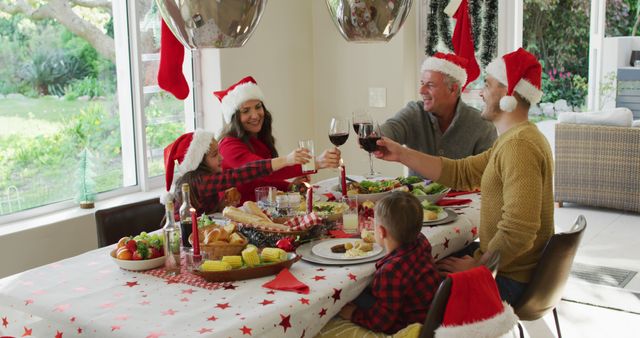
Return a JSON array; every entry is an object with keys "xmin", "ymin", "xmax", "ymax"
[
  {"xmin": 175, "ymin": 159, "xmax": 272, "ymax": 218},
  {"xmin": 351, "ymin": 233, "xmax": 441, "ymax": 334}
]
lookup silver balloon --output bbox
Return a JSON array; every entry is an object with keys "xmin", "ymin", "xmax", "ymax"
[
  {"xmin": 325, "ymin": 0, "xmax": 413, "ymax": 42},
  {"xmin": 156, "ymin": 0, "xmax": 267, "ymax": 49}
]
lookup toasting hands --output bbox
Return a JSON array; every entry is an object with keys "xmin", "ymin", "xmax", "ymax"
[
  {"xmin": 315, "ymin": 147, "xmax": 341, "ymax": 169},
  {"xmin": 285, "ymin": 148, "xmax": 312, "ymax": 166},
  {"xmin": 373, "ymin": 137, "xmax": 407, "ymax": 162}
]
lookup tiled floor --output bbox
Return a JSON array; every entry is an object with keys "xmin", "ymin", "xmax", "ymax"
[{"xmin": 524, "ymin": 120, "xmax": 640, "ymax": 337}]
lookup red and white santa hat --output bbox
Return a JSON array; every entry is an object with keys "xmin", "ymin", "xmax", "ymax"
[
  {"xmin": 435, "ymin": 266, "xmax": 519, "ymax": 338},
  {"xmin": 214, "ymin": 76, "xmax": 265, "ymax": 123},
  {"xmin": 161, "ymin": 129, "xmax": 215, "ymax": 204},
  {"xmin": 485, "ymin": 47, "xmax": 543, "ymax": 112},
  {"xmin": 421, "ymin": 52, "xmax": 473, "ymax": 90}
]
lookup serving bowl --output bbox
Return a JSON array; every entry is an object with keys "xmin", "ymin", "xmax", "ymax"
[{"xmin": 110, "ymin": 250, "xmax": 165, "ymax": 271}]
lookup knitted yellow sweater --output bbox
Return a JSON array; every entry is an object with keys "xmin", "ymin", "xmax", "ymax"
[{"xmin": 438, "ymin": 121, "xmax": 554, "ymax": 283}]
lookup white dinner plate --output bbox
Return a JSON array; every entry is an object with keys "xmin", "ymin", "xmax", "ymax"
[
  {"xmin": 423, "ymin": 210, "xmax": 448, "ymax": 223},
  {"xmin": 311, "ymin": 238, "xmax": 383, "ymax": 260}
]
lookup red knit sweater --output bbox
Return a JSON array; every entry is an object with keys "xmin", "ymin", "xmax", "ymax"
[{"xmin": 219, "ymin": 136, "xmax": 303, "ymax": 203}]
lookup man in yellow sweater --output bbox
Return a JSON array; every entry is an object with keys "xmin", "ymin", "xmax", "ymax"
[{"xmin": 374, "ymin": 48, "xmax": 554, "ymax": 305}]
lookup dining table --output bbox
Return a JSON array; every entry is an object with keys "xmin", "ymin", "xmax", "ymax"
[{"xmin": 0, "ymin": 181, "xmax": 480, "ymax": 338}]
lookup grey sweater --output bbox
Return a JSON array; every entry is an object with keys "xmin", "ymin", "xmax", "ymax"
[{"xmin": 381, "ymin": 99, "xmax": 497, "ymax": 178}]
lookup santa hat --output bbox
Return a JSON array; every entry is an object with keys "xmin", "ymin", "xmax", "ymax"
[
  {"xmin": 435, "ymin": 266, "xmax": 519, "ymax": 338},
  {"xmin": 485, "ymin": 48, "xmax": 543, "ymax": 112},
  {"xmin": 444, "ymin": 0, "xmax": 480, "ymax": 91},
  {"xmin": 213, "ymin": 76, "xmax": 265, "ymax": 123},
  {"xmin": 421, "ymin": 53, "xmax": 470, "ymax": 91},
  {"xmin": 161, "ymin": 129, "xmax": 215, "ymax": 204}
]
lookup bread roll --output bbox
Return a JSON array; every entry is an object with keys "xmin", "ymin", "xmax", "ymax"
[
  {"xmin": 242, "ymin": 201, "xmax": 271, "ymax": 221},
  {"xmin": 222, "ymin": 206, "xmax": 290, "ymax": 230},
  {"xmin": 224, "ymin": 222, "xmax": 237, "ymax": 234},
  {"xmin": 203, "ymin": 228, "xmax": 221, "ymax": 244},
  {"xmin": 228, "ymin": 232, "xmax": 245, "ymax": 244}
]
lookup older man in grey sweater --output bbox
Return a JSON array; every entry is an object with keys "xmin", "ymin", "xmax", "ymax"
[{"xmin": 381, "ymin": 53, "xmax": 496, "ymax": 178}]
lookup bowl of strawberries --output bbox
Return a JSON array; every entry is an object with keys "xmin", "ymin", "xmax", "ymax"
[{"xmin": 111, "ymin": 232, "xmax": 165, "ymax": 271}]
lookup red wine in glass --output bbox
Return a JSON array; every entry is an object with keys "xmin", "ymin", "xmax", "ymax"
[
  {"xmin": 329, "ymin": 133, "xmax": 349, "ymax": 146},
  {"xmin": 357, "ymin": 122, "xmax": 382, "ymax": 177},
  {"xmin": 358, "ymin": 136, "xmax": 381, "ymax": 152},
  {"xmin": 353, "ymin": 122, "xmax": 372, "ymax": 135}
]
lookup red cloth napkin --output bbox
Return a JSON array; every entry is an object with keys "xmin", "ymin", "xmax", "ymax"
[
  {"xmin": 436, "ymin": 198, "xmax": 472, "ymax": 206},
  {"xmin": 328, "ymin": 230, "xmax": 356, "ymax": 238},
  {"xmin": 262, "ymin": 268, "xmax": 309, "ymax": 294},
  {"xmin": 446, "ymin": 189, "xmax": 479, "ymax": 197}
]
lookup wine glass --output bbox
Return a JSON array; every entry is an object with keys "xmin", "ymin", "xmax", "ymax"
[
  {"xmin": 328, "ymin": 117, "xmax": 350, "ymax": 148},
  {"xmin": 357, "ymin": 122, "xmax": 382, "ymax": 177},
  {"xmin": 352, "ymin": 110, "xmax": 372, "ymax": 135}
]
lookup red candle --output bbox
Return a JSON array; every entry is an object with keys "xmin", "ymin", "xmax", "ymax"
[
  {"xmin": 304, "ymin": 182, "xmax": 313, "ymax": 214},
  {"xmin": 340, "ymin": 165, "xmax": 347, "ymax": 196},
  {"xmin": 190, "ymin": 208, "xmax": 200, "ymax": 256}
]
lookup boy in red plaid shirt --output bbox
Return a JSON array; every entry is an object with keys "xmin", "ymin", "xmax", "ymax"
[{"xmin": 319, "ymin": 191, "xmax": 441, "ymax": 336}]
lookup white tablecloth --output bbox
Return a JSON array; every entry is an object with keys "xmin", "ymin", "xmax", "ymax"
[{"xmin": 0, "ymin": 189, "xmax": 481, "ymax": 338}]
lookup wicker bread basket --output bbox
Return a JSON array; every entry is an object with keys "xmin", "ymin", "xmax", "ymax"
[
  {"xmin": 189, "ymin": 225, "xmax": 248, "ymax": 260},
  {"xmin": 200, "ymin": 237, "xmax": 247, "ymax": 260}
]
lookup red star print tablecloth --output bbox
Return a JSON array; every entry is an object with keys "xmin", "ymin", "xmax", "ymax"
[{"xmin": 0, "ymin": 192, "xmax": 480, "ymax": 338}]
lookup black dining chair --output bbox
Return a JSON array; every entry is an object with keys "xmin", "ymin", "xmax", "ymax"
[
  {"xmin": 514, "ymin": 215, "xmax": 587, "ymax": 338},
  {"xmin": 94, "ymin": 198, "xmax": 165, "ymax": 247},
  {"xmin": 419, "ymin": 250, "xmax": 501, "ymax": 338}
]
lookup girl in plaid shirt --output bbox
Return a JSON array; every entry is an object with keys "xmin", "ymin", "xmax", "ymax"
[
  {"xmin": 318, "ymin": 191, "xmax": 441, "ymax": 337},
  {"xmin": 163, "ymin": 129, "xmax": 310, "ymax": 217}
]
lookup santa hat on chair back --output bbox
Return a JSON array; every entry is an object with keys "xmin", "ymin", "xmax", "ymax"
[
  {"xmin": 161, "ymin": 129, "xmax": 215, "ymax": 204},
  {"xmin": 485, "ymin": 48, "xmax": 543, "ymax": 112},
  {"xmin": 421, "ymin": 53, "xmax": 472, "ymax": 91},
  {"xmin": 435, "ymin": 266, "xmax": 519, "ymax": 338},
  {"xmin": 214, "ymin": 76, "xmax": 265, "ymax": 124}
]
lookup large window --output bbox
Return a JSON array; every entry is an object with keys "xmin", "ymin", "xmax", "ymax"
[
  {"xmin": 522, "ymin": 0, "xmax": 591, "ymax": 115},
  {"xmin": 0, "ymin": 1, "xmax": 191, "ymax": 221}
]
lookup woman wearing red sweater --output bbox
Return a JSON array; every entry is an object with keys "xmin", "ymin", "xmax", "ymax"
[{"xmin": 215, "ymin": 76, "xmax": 340, "ymax": 203}]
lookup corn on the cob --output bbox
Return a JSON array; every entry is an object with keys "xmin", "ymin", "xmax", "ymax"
[
  {"xmin": 221, "ymin": 255, "xmax": 243, "ymax": 268},
  {"xmin": 242, "ymin": 246, "xmax": 261, "ymax": 267},
  {"xmin": 261, "ymin": 248, "xmax": 288, "ymax": 263},
  {"xmin": 200, "ymin": 260, "xmax": 232, "ymax": 271}
]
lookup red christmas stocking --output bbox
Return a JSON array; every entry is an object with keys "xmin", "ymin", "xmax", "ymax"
[
  {"xmin": 445, "ymin": 0, "xmax": 480, "ymax": 91},
  {"xmin": 158, "ymin": 19, "xmax": 190, "ymax": 100}
]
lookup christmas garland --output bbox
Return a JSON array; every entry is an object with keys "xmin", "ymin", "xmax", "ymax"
[
  {"xmin": 425, "ymin": 0, "xmax": 439, "ymax": 56},
  {"xmin": 469, "ymin": 0, "xmax": 481, "ymax": 50},
  {"xmin": 481, "ymin": 0, "xmax": 498, "ymax": 67},
  {"xmin": 437, "ymin": 0, "xmax": 454, "ymax": 51},
  {"xmin": 424, "ymin": 0, "xmax": 498, "ymax": 67}
]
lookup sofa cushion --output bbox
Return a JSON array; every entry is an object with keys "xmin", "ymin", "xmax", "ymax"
[{"xmin": 557, "ymin": 107, "xmax": 633, "ymax": 127}]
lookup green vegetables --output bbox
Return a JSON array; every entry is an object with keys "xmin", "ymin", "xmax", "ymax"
[
  {"xmin": 412, "ymin": 182, "xmax": 447, "ymax": 196},
  {"xmin": 198, "ymin": 214, "xmax": 216, "ymax": 228},
  {"xmin": 397, "ymin": 176, "xmax": 423, "ymax": 185},
  {"xmin": 358, "ymin": 179, "xmax": 399, "ymax": 193},
  {"xmin": 421, "ymin": 200, "xmax": 443, "ymax": 214}
]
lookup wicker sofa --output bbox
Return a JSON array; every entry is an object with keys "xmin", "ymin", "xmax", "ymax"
[{"xmin": 554, "ymin": 123, "xmax": 640, "ymax": 213}]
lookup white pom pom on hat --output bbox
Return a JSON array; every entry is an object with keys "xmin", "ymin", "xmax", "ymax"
[
  {"xmin": 485, "ymin": 48, "xmax": 543, "ymax": 112},
  {"xmin": 499, "ymin": 96, "xmax": 518, "ymax": 112}
]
